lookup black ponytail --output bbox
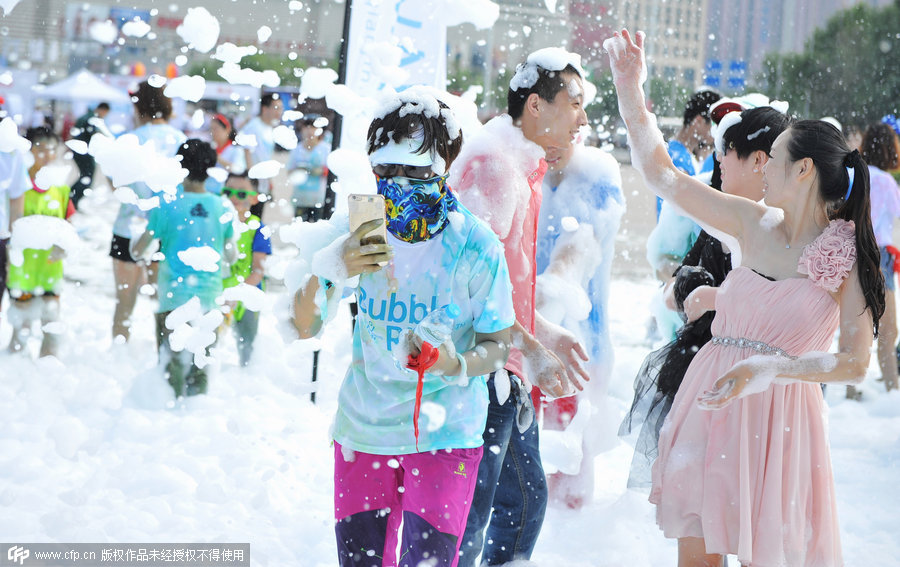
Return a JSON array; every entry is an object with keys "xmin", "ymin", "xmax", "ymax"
[{"xmin": 787, "ymin": 120, "xmax": 885, "ymax": 336}]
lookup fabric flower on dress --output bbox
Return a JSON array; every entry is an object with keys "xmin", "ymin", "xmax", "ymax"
[{"xmin": 798, "ymin": 219, "xmax": 856, "ymax": 292}]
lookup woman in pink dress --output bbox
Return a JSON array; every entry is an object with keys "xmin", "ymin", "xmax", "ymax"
[{"xmin": 605, "ymin": 30, "xmax": 885, "ymax": 567}]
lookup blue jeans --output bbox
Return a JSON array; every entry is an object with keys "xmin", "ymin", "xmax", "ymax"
[{"xmin": 458, "ymin": 372, "xmax": 547, "ymax": 566}]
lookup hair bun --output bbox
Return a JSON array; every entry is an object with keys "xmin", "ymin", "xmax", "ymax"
[{"xmin": 843, "ymin": 148, "xmax": 862, "ymax": 168}]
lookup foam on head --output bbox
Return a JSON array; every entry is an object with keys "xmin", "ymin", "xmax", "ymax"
[
  {"xmin": 509, "ymin": 47, "xmax": 585, "ymax": 92},
  {"xmin": 711, "ymin": 94, "xmax": 790, "ymax": 156}
]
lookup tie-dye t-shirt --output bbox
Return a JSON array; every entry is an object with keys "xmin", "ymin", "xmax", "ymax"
[{"xmin": 332, "ymin": 204, "xmax": 515, "ymax": 455}]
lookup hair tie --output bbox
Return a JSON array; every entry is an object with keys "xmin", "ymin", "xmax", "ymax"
[
  {"xmin": 842, "ymin": 148, "xmax": 861, "ymax": 168},
  {"xmin": 843, "ymin": 149, "xmax": 860, "ymax": 201}
]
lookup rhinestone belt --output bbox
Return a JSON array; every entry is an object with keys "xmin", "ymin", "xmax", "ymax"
[{"xmin": 710, "ymin": 336, "xmax": 796, "ymax": 359}]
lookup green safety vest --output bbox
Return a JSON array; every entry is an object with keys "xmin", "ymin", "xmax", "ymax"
[
  {"xmin": 6, "ymin": 185, "xmax": 70, "ymax": 295},
  {"xmin": 223, "ymin": 214, "xmax": 264, "ymax": 320}
]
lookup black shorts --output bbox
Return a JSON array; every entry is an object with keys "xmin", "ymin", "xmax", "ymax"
[
  {"xmin": 10, "ymin": 290, "xmax": 58, "ymax": 301},
  {"xmin": 109, "ymin": 234, "xmax": 138, "ymax": 263},
  {"xmin": 0, "ymin": 238, "xmax": 8, "ymax": 298}
]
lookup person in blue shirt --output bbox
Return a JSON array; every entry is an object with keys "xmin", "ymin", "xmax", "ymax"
[
  {"xmin": 110, "ymin": 80, "xmax": 187, "ymax": 342},
  {"xmin": 287, "ymin": 115, "xmax": 330, "ymax": 221},
  {"xmin": 132, "ymin": 139, "xmax": 236, "ymax": 397},
  {"xmin": 660, "ymin": 89, "xmax": 721, "ymax": 216},
  {"xmin": 650, "ymin": 90, "xmax": 721, "ymax": 341}
]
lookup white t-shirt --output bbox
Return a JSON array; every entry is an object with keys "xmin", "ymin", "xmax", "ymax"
[
  {"xmin": 205, "ymin": 143, "xmax": 248, "ymax": 194},
  {"xmin": 0, "ymin": 149, "xmax": 32, "ymax": 239},
  {"xmin": 332, "ymin": 205, "xmax": 516, "ymax": 455},
  {"xmin": 111, "ymin": 123, "xmax": 187, "ymax": 239},
  {"xmin": 238, "ymin": 117, "xmax": 275, "ymax": 194}
]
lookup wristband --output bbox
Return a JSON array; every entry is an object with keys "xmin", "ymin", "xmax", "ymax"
[{"xmin": 442, "ymin": 352, "xmax": 469, "ymax": 387}]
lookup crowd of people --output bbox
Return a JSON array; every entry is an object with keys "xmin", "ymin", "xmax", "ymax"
[
  {"xmin": 1, "ymin": 25, "xmax": 898, "ymax": 567},
  {"xmin": 0, "ymin": 80, "xmax": 332, "ymax": 389}
]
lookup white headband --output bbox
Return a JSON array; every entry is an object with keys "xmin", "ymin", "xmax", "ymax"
[{"xmin": 368, "ymin": 136, "xmax": 433, "ymax": 168}]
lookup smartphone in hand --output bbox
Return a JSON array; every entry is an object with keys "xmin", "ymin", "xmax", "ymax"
[{"xmin": 348, "ymin": 194, "xmax": 388, "ymax": 246}]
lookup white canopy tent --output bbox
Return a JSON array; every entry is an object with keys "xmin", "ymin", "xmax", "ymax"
[
  {"xmin": 33, "ymin": 69, "xmax": 132, "ymax": 104},
  {"xmin": 32, "ymin": 69, "xmax": 134, "ymax": 126}
]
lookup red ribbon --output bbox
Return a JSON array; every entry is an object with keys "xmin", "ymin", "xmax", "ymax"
[{"xmin": 406, "ymin": 342, "xmax": 440, "ymax": 452}]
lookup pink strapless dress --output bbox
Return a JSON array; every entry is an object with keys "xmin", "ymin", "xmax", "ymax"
[{"xmin": 651, "ymin": 220, "xmax": 857, "ymax": 567}]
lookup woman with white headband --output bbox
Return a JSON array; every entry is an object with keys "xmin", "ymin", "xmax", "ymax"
[
  {"xmin": 291, "ymin": 87, "xmax": 515, "ymax": 566},
  {"xmin": 621, "ymin": 104, "xmax": 793, "ymax": 492},
  {"xmin": 606, "ymin": 29, "xmax": 884, "ymax": 567}
]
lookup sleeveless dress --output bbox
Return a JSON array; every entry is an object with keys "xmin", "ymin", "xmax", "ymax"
[{"xmin": 650, "ymin": 219, "xmax": 856, "ymax": 567}]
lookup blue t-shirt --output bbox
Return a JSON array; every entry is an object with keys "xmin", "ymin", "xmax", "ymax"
[
  {"xmin": 658, "ymin": 140, "xmax": 698, "ymax": 218},
  {"xmin": 251, "ymin": 224, "xmax": 272, "ymax": 254},
  {"xmin": 147, "ymin": 191, "xmax": 234, "ymax": 312},
  {"xmin": 667, "ymin": 140, "xmax": 697, "ymax": 176},
  {"xmin": 287, "ymin": 141, "xmax": 329, "ymax": 207},
  {"xmin": 699, "ymin": 152, "xmax": 715, "ymax": 175},
  {"xmin": 332, "ymin": 204, "xmax": 516, "ymax": 455}
]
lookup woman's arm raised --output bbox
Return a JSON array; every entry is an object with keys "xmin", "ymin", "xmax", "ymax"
[{"xmin": 605, "ymin": 29, "xmax": 763, "ymax": 243}]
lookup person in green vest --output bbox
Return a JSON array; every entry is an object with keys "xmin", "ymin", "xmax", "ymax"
[
  {"xmin": 7, "ymin": 126, "xmax": 76, "ymax": 357},
  {"xmin": 221, "ymin": 172, "xmax": 271, "ymax": 367}
]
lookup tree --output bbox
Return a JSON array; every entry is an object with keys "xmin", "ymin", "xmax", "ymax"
[
  {"xmin": 187, "ymin": 53, "xmax": 338, "ymax": 88},
  {"xmin": 759, "ymin": 3, "xmax": 900, "ymax": 127}
]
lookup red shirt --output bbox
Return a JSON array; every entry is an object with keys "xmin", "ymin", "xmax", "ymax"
[{"xmin": 449, "ymin": 115, "xmax": 547, "ymax": 382}]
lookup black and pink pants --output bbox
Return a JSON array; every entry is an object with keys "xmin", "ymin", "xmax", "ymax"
[{"xmin": 333, "ymin": 443, "xmax": 482, "ymax": 566}]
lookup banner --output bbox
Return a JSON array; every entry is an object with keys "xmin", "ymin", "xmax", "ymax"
[
  {"xmin": 344, "ymin": 0, "xmax": 448, "ymax": 97},
  {"xmin": 332, "ymin": 0, "xmax": 497, "ymax": 154}
]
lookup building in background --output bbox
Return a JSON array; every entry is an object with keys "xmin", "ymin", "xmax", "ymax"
[
  {"xmin": 705, "ymin": 0, "xmax": 894, "ymax": 92},
  {"xmin": 1, "ymin": 0, "xmax": 895, "ymax": 118},
  {"xmin": 0, "ymin": 0, "xmax": 343, "ymax": 80},
  {"xmin": 611, "ymin": 0, "xmax": 710, "ymax": 88},
  {"xmin": 446, "ymin": 0, "xmax": 710, "ymax": 114}
]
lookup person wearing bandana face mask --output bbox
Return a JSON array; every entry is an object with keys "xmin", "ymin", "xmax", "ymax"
[
  {"xmin": 371, "ymin": 136, "xmax": 459, "ymax": 244},
  {"xmin": 292, "ymin": 87, "xmax": 515, "ymax": 567}
]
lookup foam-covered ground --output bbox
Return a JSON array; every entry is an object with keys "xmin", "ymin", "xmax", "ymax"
[{"xmin": 1, "ymin": 183, "xmax": 898, "ymax": 566}]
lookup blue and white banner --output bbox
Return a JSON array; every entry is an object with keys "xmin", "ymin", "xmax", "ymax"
[
  {"xmin": 335, "ymin": 0, "xmax": 498, "ymax": 150},
  {"xmin": 345, "ymin": 0, "xmax": 449, "ymax": 95}
]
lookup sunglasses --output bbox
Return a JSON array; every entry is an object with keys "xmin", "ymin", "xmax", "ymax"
[
  {"xmin": 372, "ymin": 163, "xmax": 435, "ymax": 180},
  {"xmin": 222, "ymin": 187, "xmax": 258, "ymax": 200}
]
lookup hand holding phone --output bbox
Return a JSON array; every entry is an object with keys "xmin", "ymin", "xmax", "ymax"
[
  {"xmin": 343, "ymin": 194, "xmax": 392, "ymax": 276},
  {"xmin": 348, "ymin": 194, "xmax": 388, "ymax": 245}
]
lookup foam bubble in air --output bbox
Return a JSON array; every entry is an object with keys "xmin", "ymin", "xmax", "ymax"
[
  {"xmin": 164, "ymin": 75, "xmax": 206, "ymax": 103},
  {"xmin": 176, "ymin": 7, "xmax": 220, "ymax": 53},
  {"xmin": 122, "ymin": 19, "xmax": 151, "ymax": 38}
]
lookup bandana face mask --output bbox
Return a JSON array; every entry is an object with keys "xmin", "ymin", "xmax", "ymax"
[{"xmin": 376, "ymin": 174, "xmax": 457, "ymax": 243}]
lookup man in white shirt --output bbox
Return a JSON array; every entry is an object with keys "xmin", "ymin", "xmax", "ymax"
[
  {"xmin": 0, "ymin": 146, "xmax": 31, "ymax": 325},
  {"xmin": 238, "ymin": 92, "xmax": 284, "ymax": 200}
]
